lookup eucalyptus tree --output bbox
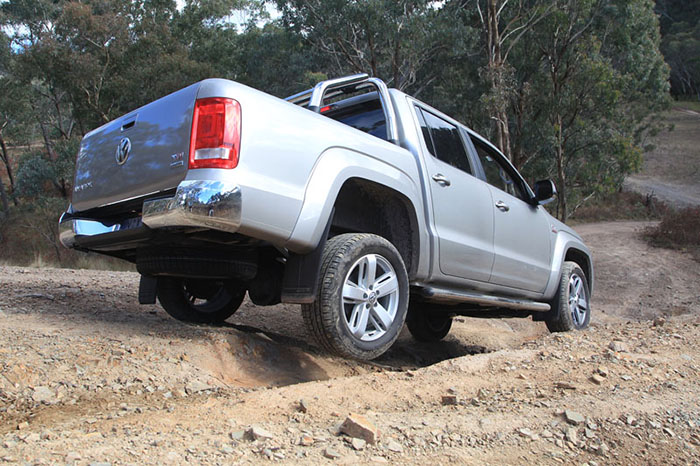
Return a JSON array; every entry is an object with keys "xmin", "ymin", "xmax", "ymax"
[
  {"xmin": 1, "ymin": 0, "xmax": 208, "ymax": 201},
  {"xmin": 656, "ymin": 0, "xmax": 700, "ymax": 99},
  {"xmin": 231, "ymin": 22, "xmax": 331, "ymax": 97},
  {"xmin": 0, "ymin": 30, "xmax": 35, "ymax": 210},
  {"xmin": 173, "ymin": 0, "xmax": 324, "ymax": 98},
  {"xmin": 0, "ymin": 32, "xmax": 12, "ymax": 214},
  {"xmin": 456, "ymin": 0, "xmax": 553, "ymax": 164},
  {"xmin": 274, "ymin": 0, "xmax": 470, "ymax": 95},
  {"xmin": 522, "ymin": 0, "xmax": 669, "ymax": 221}
]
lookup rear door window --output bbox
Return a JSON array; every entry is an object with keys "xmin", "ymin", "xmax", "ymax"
[{"xmin": 416, "ymin": 108, "xmax": 472, "ymax": 175}]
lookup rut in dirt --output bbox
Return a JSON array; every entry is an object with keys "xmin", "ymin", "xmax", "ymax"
[{"xmin": 198, "ymin": 320, "xmax": 494, "ymax": 388}]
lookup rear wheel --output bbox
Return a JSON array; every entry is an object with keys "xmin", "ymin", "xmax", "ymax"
[
  {"xmin": 302, "ymin": 233, "xmax": 409, "ymax": 360},
  {"xmin": 545, "ymin": 261, "xmax": 591, "ymax": 332},
  {"xmin": 406, "ymin": 303, "xmax": 452, "ymax": 342},
  {"xmin": 157, "ymin": 277, "xmax": 246, "ymax": 324}
]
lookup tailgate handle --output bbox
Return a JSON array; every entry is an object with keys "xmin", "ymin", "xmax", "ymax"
[{"xmin": 121, "ymin": 114, "xmax": 138, "ymax": 132}]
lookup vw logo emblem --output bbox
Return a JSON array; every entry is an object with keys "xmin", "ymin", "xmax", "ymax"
[{"xmin": 115, "ymin": 137, "xmax": 131, "ymax": 165}]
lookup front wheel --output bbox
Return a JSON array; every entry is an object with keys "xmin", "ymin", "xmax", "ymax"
[
  {"xmin": 545, "ymin": 261, "xmax": 591, "ymax": 332},
  {"xmin": 157, "ymin": 278, "xmax": 246, "ymax": 324},
  {"xmin": 302, "ymin": 233, "xmax": 409, "ymax": 360}
]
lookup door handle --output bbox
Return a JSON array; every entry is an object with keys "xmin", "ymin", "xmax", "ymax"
[
  {"xmin": 432, "ymin": 174, "xmax": 451, "ymax": 187},
  {"xmin": 495, "ymin": 200, "xmax": 510, "ymax": 212}
]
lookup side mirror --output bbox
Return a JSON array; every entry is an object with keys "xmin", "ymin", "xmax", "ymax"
[{"xmin": 534, "ymin": 179, "xmax": 557, "ymax": 205}]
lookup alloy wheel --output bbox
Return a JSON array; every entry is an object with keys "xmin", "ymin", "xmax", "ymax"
[
  {"xmin": 341, "ymin": 253, "xmax": 400, "ymax": 342},
  {"xmin": 568, "ymin": 273, "xmax": 588, "ymax": 327}
]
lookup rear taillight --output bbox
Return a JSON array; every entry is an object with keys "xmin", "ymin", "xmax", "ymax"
[{"xmin": 189, "ymin": 97, "xmax": 241, "ymax": 169}]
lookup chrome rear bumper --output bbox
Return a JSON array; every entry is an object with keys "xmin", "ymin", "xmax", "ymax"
[
  {"xmin": 59, "ymin": 180, "xmax": 242, "ymax": 249},
  {"xmin": 59, "ymin": 215, "xmax": 124, "ymax": 249}
]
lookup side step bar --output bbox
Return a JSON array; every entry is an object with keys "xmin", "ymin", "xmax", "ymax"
[{"xmin": 416, "ymin": 287, "xmax": 550, "ymax": 312}]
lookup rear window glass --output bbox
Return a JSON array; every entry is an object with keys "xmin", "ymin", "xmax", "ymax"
[
  {"xmin": 417, "ymin": 108, "xmax": 472, "ymax": 174},
  {"xmin": 325, "ymin": 99, "xmax": 387, "ymax": 140}
]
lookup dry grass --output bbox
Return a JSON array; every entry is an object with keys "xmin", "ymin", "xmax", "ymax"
[
  {"xmin": 569, "ymin": 191, "xmax": 669, "ymax": 224},
  {"xmin": 676, "ymin": 100, "xmax": 700, "ymax": 113},
  {"xmin": 637, "ymin": 105, "xmax": 700, "ymax": 262},
  {"xmin": 0, "ymin": 204, "xmax": 135, "ymax": 272},
  {"xmin": 644, "ymin": 207, "xmax": 700, "ymax": 262},
  {"xmin": 71, "ymin": 254, "xmax": 136, "ymax": 272},
  {"xmin": 641, "ymin": 107, "xmax": 700, "ymax": 186}
]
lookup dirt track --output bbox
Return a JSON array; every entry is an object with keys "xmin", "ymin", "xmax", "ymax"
[
  {"xmin": 1, "ymin": 221, "xmax": 700, "ymax": 465},
  {"xmin": 624, "ymin": 107, "xmax": 700, "ymax": 209}
]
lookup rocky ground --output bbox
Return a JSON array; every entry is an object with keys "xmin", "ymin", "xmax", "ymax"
[{"xmin": 1, "ymin": 221, "xmax": 700, "ymax": 465}]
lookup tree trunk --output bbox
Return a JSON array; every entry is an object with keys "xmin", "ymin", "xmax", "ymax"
[
  {"xmin": 32, "ymin": 101, "xmax": 58, "ymax": 161},
  {"xmin": 555, "ymin": 112, "xmax": 567, "ymax": 222},
  {"xmin": 485, "ymin": 0, "xmax": 513, "ymax": 161},
  {"xmin": 496, "ymin": 107, "xmax": 512, "ymax": 160},
  {"xmin": 38, "ymin": 117, "xmax": 57, "ymax": 161},
  {"xmin": 0, "ymin": 133, "xmax": 18, "ymax": 204},
  {"xmin": 51, "ymin": 231, "xmax": 62, "ymax": 264},
  {"xmin": 512, "ymin": 87, "xmax": 527, "ymax": 170},
  {"xmin": 0, "ymin": 175, "xmax": 9, "ymax": 218}
]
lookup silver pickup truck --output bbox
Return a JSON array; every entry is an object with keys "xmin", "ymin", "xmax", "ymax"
[{"xmin": 59, "ymin": 74, "xmax": 593, "ymax": 360}]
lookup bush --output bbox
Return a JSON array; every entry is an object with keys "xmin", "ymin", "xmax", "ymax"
[
  {"xmin": 15, "ymin": 138, "xmax": 79, "ymax": 199},
  {"xmin": 645, "ymin": 207, "xmax": 700, "ymax": 262}
]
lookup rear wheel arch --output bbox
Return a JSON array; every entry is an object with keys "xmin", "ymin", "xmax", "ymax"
[
  {"xmin": 331, "ymin": 177, "xmax": 420, "ymax": 279},
  {"xmin": 281, "ymin": 178, "xmax": 421, "ymax": 304}
]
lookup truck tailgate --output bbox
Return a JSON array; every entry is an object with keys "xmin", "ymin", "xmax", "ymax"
[{"xmin": 72, "ymin": 83, "xmax": 200, "ymax": 212}]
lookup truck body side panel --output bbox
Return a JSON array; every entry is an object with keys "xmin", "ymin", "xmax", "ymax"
[{"xmin": 193, "ymin": 80, "xmax": 427, "ymax": 258}]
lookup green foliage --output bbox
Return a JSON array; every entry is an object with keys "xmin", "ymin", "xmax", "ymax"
[
  {"xmin": 0, "ymin": 78, "xmax": 33, "ymax": 145},
  {"xmin": 0, "ymin": 30, "xmax": 10, "ymax": 73},
  {"xmin": 0, "ymin": 0, "xmax": 62, "ymax": 40},
  {"xmin": 275, "ymin": 0, "xmax": 475, "ymax": 93},
  {"xmin": 14, "ymin": 154, "xmax": 53, "ymax": 198},
  {"xmin": 0, "ymin": 0, "xmax": 678, "ymax": 226},
  {"xmin": 661, "ymin": 22, "xmax": 700, "ymax": 100},
  {"xmin": 656, "ymin": 0, "xmax": 700, "ymax": 99},
  {"xmin": 479, "ymin": 0, "xmax": 671, "ymax": 220},
  {"xmin": 15, "ymin": 138, "xmax": 78, "ymax": 199},
  {"xmin": 11, "ymin": 0, "xmax": 212, "ymax": 128},
  {"xmin": 230, "ymin": 23, "xmax": 330, "ymax": 97}
]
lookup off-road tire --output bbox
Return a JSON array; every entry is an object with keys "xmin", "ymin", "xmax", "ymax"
[
  {"xmin": 302, "ymin": 233, "xmax": 409, "ymax": 360},
  {"xmin": 406, "ymin": 303, "xmax": 452, "ymax": 342},
  {"xmin": 545, "ymin": 261, "xmax": 591, "ymax": 332},
  {"xmin": 157, "ymin": 277, "xmax": 246, "ymax": 324}
]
